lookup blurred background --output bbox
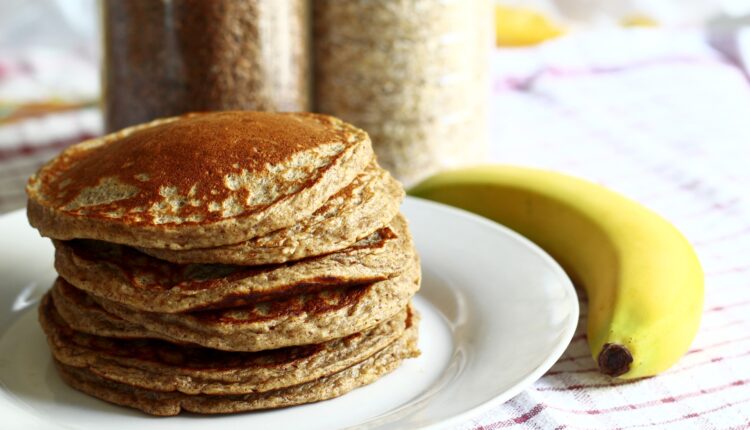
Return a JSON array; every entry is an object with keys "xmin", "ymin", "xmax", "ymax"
[{"xmin": 1, "ymin": 0, "xmax": 750, "ymax": 213}]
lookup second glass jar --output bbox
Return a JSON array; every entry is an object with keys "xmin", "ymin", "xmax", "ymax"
[{"xmin": 313, "ymin": 0, "xmax": 491, "ymax": 185}]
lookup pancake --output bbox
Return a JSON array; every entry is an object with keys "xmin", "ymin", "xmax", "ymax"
[
  {"xmin": 138, "ymin": 161, "xmax": 404, "ymax": 265},
  {"xmin": 40, "ymin": 292, "xmax": 413, "ymax": 395},
  {"xmin": 50, "ymin": 277, "xmax": 180, "ymax": 342},
  {"xmin": 54, "ymin": 319, "xmax": 420, "ymax": 416},
  {"xmin": 54, "ymin": 214, "xmax": 414, "ymax": 313},
  {"xmin": 27, "ymin": 111, "xmax": 373, "ymax": 249},
  {"xmin": 80, "ymin": 256, "xmax": 420, "ymax": 352}
]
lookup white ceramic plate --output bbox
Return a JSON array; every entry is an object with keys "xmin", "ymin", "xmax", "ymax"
[{"xmin": 0, "ymin": 197, "xmax": 578, "ymax": 429}]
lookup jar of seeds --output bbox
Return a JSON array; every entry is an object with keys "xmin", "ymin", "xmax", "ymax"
[
  {"xmin": 313, "ymin": 0, "xmax": 492, "ymax": 185},
  {"xmin": 102, "ymin": 0, "xmax": 310, "ymax": 132}
]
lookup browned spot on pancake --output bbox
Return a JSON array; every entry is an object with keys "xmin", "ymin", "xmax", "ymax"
[
  {"xmin": 188, "ymin": 277, "xmax": 386, "ymax": 311},
  {"xmin": 63, "ymin": 225, "xmax": 395, "ymax": 294},
  {"xmin": 65, "ymin": 239, "xmax": 259, "ymax": 291},
  {"xmin": 194, "ymin": 284, "xmax": 372, "ymax": 325},
  {"xmin": 40, "ymin": 112, "xmax": 355, "ymax": 225},
  {"xmin": 55, "ymin": 278, "xmax": 115, "ymax": 313},
  {"xmin": 42, "ymin": 295, "xmax": 326, "ymax": 371}
]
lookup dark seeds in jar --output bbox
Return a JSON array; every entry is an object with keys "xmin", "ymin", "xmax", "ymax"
[{"xmin": 103, "ymin": 0, "xmax": 310, "ymax": 132}]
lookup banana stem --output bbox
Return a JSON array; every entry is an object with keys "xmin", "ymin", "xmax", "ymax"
[{"xmin": 598, "ymin": 343, "xmax": 633, "ymax": 377}]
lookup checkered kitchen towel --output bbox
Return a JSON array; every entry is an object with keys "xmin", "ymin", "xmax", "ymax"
[{"xmin": 0, "ymin": 28, "xmax": 748, "ymax": 429}]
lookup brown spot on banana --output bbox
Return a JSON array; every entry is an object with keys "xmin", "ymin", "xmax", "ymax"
[{"xmin": 598, "ymin": 343, "xmax": 634, "ymax": 377}]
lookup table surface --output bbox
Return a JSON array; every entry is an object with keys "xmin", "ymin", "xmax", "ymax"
[{"xmin": 1, "ymin": 29, "xmax": 749, "ymax": 429}]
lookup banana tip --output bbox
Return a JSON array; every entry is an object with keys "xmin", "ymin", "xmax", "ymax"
[{"xmin": 598, "ymin": 343, "xmax": 633, "ymax": 377}]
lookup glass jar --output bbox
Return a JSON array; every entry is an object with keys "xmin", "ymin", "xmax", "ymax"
[
  {"xmin": 313, "ymin": 0, "xmax": 491, "ymax": 185},
  {"xmin": 102, "ymin": 0, "xmax": 310, "ymax": 132}
]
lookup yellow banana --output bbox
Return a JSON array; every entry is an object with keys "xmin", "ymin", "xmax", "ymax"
[
  {"xmin": 494, "ymin": 5, "xmax": 565, "ymax": 47},
  {"xmin": 409, "ymin": 165, "xmax": 704, "ymax": 379}
]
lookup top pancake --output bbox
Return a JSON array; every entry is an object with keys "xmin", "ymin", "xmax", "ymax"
[
  {"xmin": 138, "ymin": 161, "xmax": 404, "ymax": 265},
  {"xmin": 27, "ymin": 111, "xmax": 373, "ymax": 249}
]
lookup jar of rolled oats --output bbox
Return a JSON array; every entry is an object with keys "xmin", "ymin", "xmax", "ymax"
[
  {"xmin": 313, "ymin": 0, "xmax": 492, "ymax": 185},
  {"xmin": 102, "ymin": 0, "xmax": 310, "ymax": 132}
]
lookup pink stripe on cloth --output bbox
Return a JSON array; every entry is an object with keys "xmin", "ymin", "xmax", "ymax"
[
  {"xmin": 0, "ymin": 134, "xmax": 95, "ymax": 162},
  {"xmin": 475, "ymin": 393, "xmax": 750, "ymax": 430},
  {"xmin": 493, "ymin": 57, "xmax": 735, "ymax": 93},
  {"xmin": 475, "ymin": 403, "xmax": 548, "ymax": 429},
  {"xmin": 605, "ymin": 397, "xmax": 750, "ymax": 429},
  {"xmin": 545, "ymin": 380, "xmax": 750, "ymax": 415}
]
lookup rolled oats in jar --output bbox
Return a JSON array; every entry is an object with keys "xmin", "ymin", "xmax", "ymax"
[
  {"xmin": 314, "ymin": 0, "xmax": 491, "ymax": 185},
  {"xmin": 103, "ymin": 0, "xmax": 310, "ymax": 132}
]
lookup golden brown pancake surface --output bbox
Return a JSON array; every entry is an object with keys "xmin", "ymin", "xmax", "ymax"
[{"xmin": 27, "ymin": 111, "xmax": 374, "ymax": 249}]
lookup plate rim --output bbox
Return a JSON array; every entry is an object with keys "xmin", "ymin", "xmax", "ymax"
[{"xmin": 401, "ymin": 197, "xmax": 579, "ymax": 430}]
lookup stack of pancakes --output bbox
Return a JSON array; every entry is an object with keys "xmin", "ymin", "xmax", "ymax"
[{"xmin": 26, "ymin": 111, "xmax": 420, "ymax": 416}]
